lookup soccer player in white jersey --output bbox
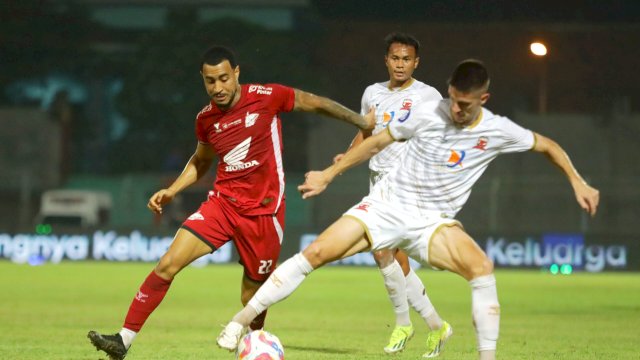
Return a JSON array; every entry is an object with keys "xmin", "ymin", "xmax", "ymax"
[
  {"xmin": 335, "ymin": 32, "xmax": 450, "ymax": 356},
  {"xmin": 218, "ymin": 60, "xmax": 600, "ymax": 360}
]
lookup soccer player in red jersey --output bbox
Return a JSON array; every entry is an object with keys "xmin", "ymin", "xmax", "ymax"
[{"xmin": 88, "ymin": 45, "xmax": 373, "ymax": 360}]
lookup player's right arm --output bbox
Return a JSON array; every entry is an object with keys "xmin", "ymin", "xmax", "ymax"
[
  {"xmin": 293, "ymin": 89, "xmax": 375, "ymax": 131},
  {"xmin": 334, "ymin": 88, "xmax": 374, "ymax": 163},
  {"xmin": 334, "ymin": 128, "xmax": 373, "ymax": 163},
  {"xmin": 299, "ymin": 128, "xmax": 395, "ymax": 199},
  {"xmin": 147, "ymin": 142, "xmax": 216, "ymax": 214}
]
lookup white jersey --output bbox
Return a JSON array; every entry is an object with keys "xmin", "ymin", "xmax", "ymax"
[
  {"xmin": 382, "ymin": 99, "xmax": 536, "ymax": 218},
  {"xmin": 360, "ymin": 79, "xmax": 442, "ymax": 183}
]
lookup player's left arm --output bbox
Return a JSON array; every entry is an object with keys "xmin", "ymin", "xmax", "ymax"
[
  {"xmin": 531, "ymin": 132, "xmax": 600, "ymax": 216},
  {"xmin": 298, "ymin": 129, "xmax": 395, "ymax": 199},
  {"xmin": 292, "ymin": 89, "xmax": 374, "ymax": 131}
]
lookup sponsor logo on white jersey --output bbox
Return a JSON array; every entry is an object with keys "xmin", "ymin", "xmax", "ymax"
[
  {"xmin": 397, "ymin": 108, "xmax": 411, "ymax": 122},
  {"xmin": 400, "ymin": 98, "xmax": 413, "ymax": 110},
  {"xmin": 248, "ymin": 85, "xmax": 273, "ymax": 95},
  {"xmin": 187, "ymin": 211, "xmax": 204, "ymax": 220},
  {"xmin": 473, "ymin": 136, "xmax": 489, "ymax": 150},
  {"xmin": 223, "ymin": 137, "xmax": 260, "ymax": 172},
  {"xmin": 446, "ymin": 149, "xmax": 466, "ymax": 168},
  {"xmin": 355, "ymin": 202, "xmax": 371, "ymax": 212},
  {"xmin": 245, "ymin": 112, "xmax": 258, "ymax": 127}
]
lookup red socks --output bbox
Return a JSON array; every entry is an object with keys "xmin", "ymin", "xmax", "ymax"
[
  {"xmin": 122, "ymin": 270, "xmax": 267, "ymax": 333},
  {"xmin": 123, "ymin": 271, "xmax": 172, "ymax": 332}
]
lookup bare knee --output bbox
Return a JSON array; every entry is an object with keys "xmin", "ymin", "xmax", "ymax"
[
  {"xmin": 465, "ymin": 258, "xmax": 494, "ymax": 281},
  {"xmin": 432, "ymin": 226, "xmax": 493, "ymax": 281},
  {"xmin": 301, "ymin": 239, "xmax": 331, "ymax": 269},
  {"xmin": 155, "ymin": 253, "xmax": 183, "ymax": 280},
  {"xmin": 373, "ymin": 249, "xmax": 395, "ymax": 268},
  {"xmin": 154, "ymin": 230, "xmax": 213, "ymax": 280}
]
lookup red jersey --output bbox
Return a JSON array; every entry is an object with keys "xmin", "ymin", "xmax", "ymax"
[{"xmin": 195, "ymin": 83, "xmax": 295, "ymax": 216}]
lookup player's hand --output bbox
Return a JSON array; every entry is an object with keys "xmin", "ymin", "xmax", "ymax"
[
  {"xmin": 147, "ymin": 189, "xmax": 176, "ymax": 214},
  {"xmin": 574, "ymin": 182, "xmax": 599, "ymax": 217},
  {"xmin": 298, "ymin": 171, "xmax": 330, "ymax": 199},
  {"xmin": 333, "ymin": 153, "xmax": 345, "ymax": 164}
]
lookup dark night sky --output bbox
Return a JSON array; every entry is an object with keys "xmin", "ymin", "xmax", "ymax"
[{"xmin": 312, "ymin": 0, "xmax": 640, "ymax": 23}]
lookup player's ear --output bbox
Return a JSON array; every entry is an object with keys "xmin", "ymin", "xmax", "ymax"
[
  {"xmin": 234, "ymin": 65, "xmax": 240, "ymax": 80},
  {"xmin": 414, "ymin": 56, "xmax": 420, "ymax": 69},
  {"xmin": 480, "ymin": 92, "xmax": 490, "ymax": 105}
]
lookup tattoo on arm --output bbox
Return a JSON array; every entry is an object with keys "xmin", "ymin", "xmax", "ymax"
[
  {"xmin": 315, "ymin": 98, "xmax": 367, "ymax": 129},
  {"xmin": 295, "ymin": 89, "xmax": 367, "ymax": 129}
]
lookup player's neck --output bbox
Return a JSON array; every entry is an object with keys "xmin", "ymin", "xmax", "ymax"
[
  {"xmin": 388, "ymin": 78, "xmax": 414, "ymax": 91},
  {"xmin": 453, "ymin": 110, "xmax": 483, "ymax": 129},
  {"xmin": 229, "ymin": 93, "xmax": 242, "ymax": 109},
  {"xmin": 217, "ymin": 85, "xmax": 242, "ymax": 111},
  {"xmin": 467, "ymin": 110, "xmax": 484, "ymax": 129}
]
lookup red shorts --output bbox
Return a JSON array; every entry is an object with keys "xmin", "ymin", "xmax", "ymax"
[{"xmin": 181, "ymin": 192, "xmax": 285, "ymax": 282}]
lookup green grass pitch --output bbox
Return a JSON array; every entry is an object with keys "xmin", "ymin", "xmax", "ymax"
[{"xmin": 0, "ymin": 261, "xmax": 638, "ymax": 359}]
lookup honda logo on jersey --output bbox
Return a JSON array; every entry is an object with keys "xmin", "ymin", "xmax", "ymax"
[{"xmin": 223, "ymin": 137, "xmax": 260, "ymax": 172}]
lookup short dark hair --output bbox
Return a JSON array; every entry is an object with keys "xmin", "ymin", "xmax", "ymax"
[
  {"xmin": 201, "ymin": 46, "xmax": 237, "ymax": 69},
  {"xmin": 448, "ymin": 59, "xmax": 490, "ymax": 92},
  {"xmin": 384, "ymin": 32, "xmax": 420, "ymax": 56}
]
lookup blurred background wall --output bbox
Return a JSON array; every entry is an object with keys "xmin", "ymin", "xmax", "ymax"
[{"xmin": 1, "ymin": 0, "xmax": 638, "ymax": 268}]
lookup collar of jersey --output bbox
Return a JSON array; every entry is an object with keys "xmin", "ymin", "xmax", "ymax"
[
  {"xmin": 387, "ymin": 78, "xmax": 415, "ymax": 91},
  {"xmin": 466, "ymin": 109, "xmax": 484, "ymax": 130}
]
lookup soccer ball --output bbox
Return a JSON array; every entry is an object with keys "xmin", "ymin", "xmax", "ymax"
[{"xmin": 236, "ymin": 330, "xmax": 285, "ymax": 360}]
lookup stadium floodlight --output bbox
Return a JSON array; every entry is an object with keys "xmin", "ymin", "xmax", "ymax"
[{"xmin": 530, "ymin": 42, "xmax": 548, "ymax": 56}]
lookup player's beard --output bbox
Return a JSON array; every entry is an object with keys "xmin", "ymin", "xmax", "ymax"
[{"xmin": 213, "ymin": 88, "xmax": 237, "ymax": 110}]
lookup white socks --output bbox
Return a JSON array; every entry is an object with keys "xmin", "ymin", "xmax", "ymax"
[
  {"xmin": 470, "ymin": 274, "xmax": 500, "ymax": 353},
  {"xmin": 119, "ymin": 328, "xmax": 137, "ymax": 349},
  {"xmin": 379, "ymin": 262, "xmax": 445, "ymax": 330},
  {"xmin": 405, "ymin": 269, "xmax": 443, "ymax": 330},
  {"xmin": 234, "ymin": 253, "xmax": 314, "ymax": 326},
  {"xmin": 379, "ymin": 261, "xmax": 411, "ymax": 326}
]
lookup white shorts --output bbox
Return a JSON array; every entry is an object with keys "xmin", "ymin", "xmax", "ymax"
[{"xmin": 344, "ymin": 195, "xmax": 459, "ymax": 267}]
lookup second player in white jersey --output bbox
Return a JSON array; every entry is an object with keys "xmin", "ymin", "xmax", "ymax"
[
  {"xmin": 362, "ymin": 79, "xmax": 442, "ymax": 181},
  {"xmin": 335, "ymin": 32, "xmax": 450, "ymax": 357}
]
